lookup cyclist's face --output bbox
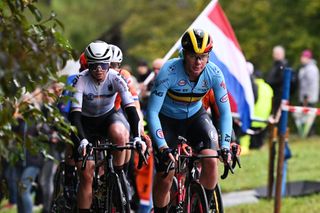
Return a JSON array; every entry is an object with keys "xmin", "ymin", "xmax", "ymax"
[
  {"xmin": 89, "ymin": 63, "xmax": 110, "ymax": 82},
  {"xmin": 184, "ymin": 51, "xmax": 209, "ymax": 80}
]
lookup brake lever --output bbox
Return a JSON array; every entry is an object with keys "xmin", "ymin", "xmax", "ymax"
[
  {"xmin": 81, "ymin": 143, "xmax": 93, "ymax": 170},
  {"xmin": 136, "ymin": 142, "xmax": 148, "ymax": 169},
  {"xmin": 219, "ymin": 148, "xmax": 234, "ymax": 179},
  {"xmin": 231, "ymin": 144, "xmax": 241, "ymax": 169}
]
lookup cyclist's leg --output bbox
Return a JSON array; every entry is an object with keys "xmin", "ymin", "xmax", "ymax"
[
  {"xmin": 187, "ymin": 109, "xmax": 219, "ymax": 203},
  {"xmin": 152, "ymin": 114, "xmax": 180, "ymax": 212},
  {"xmin": 75, "ymin": 159, "xmax": 95, "ymax": 211},
  {"xmin": 199, "ymin": 149, "xmax": 218, "ymax": 203},
  {"xmin": 102, "ymin": 111, "xmax": 129, "ymax": 166},
  {"xmin": 152, "ymin": 169, "xmax": 174, "ymax": 212},
  {"xmin": 106, "ymin": 111, "xmax": 132, "ymax": 211}
]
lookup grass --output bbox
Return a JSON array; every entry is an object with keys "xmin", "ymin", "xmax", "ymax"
[
  {"xmin": 1, "ymin": 134, "xmax": 320, "ymax": 213},
  {"xmin": 220, "ymin": 134, "xmax": 320, "ymax": 213}
]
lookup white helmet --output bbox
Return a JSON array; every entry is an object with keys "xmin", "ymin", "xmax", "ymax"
[
  {"xmin": 85, "ymin": 40, "xmax": 112, "ymax": 63},
  {"xmin": 109, "ymin": 44, "xmax": 123, "ymax": 63}
]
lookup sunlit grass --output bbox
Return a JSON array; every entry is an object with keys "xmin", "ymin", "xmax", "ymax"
[{"xmin": 220, "ymin": 134, "xmax": 320, "ymax": 213}]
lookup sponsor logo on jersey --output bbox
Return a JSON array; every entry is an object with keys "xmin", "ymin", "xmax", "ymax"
[
  {"xmin": 178, "ymin": 79, "xmax": 187, "ymax": 86},
  {"xmin": 85, "ymin": 93, "xmax": 95, "ymax": 101},
  {"xmin": 156, "ymin": 129, "xmax": 164, "ymax": 139},
  {"xmin": 151, "ymin": 90, "xmax": 164, "ymax": 97},
  {"xmin": 220, "ymin": 81, "xmax": 226, "ymax": 90},
  {"xmin": 220, "ymin": 94, "xmax": 228, "ymax": 103},
  {"xmin": 202, "ymin": 80, "xmax": 208, "ymax": 88},
  {"xmin": 225, "ymin": 134, "xmax": 231, "ymax": 143},
  {"xmin": 169, "ymin": 65, "xmax": 175, "ymax": 72}
]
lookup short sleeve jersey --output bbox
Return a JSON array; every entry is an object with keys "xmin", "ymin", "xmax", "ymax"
[
  {"xmin": 71, "ymin": 69, "xmax": 134, "ymax": 117},
  {"xmin": 147, "ymin": 58, "xmax": 232, "ymax": 149}
]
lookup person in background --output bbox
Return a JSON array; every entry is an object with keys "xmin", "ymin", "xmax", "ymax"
[
  {"xmin": 109, "ymin": 44, "xmax": 153, "ymax": 212},
  {"xmin": 136, "ymin": 60, "xmax": 152, "ymax": 113},
  {"xmin": 38, "ymin": 83, "xmax": 64, "ymax": 213},
  {"xmin": 294, "ymin": 49, "xmax": 319, "ymax": 137},
  {"xmin": 249, "ymin": 69, "xmax": 273, "ymax": 149},
  {"xmin": 298, "ymin": 50, "xmax": 319, "ymax": 109},
  {"xmin": 266, "ymin": 45, "xmax": 288, "ymax": 122},
  {"xmin": 152, "ymin": 58, "xmax": 165, "ymax": 77}
]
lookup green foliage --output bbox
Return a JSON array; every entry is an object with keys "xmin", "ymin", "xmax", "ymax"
[
  {"xmin": 0, "ymin": 0, "xmax": 73, "ymax": 163},
  {"xmin": 40, "ymin": 0, "xmax": 320, "ymax": 75},
  {"xmin": 220, "ymin": 0, "xmax": 320, "ymax": 72}
]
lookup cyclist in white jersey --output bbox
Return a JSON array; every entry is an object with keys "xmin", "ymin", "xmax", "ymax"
[{"xmin": 70, "ymin": 40, "xmax": 146, "ymax": 212}]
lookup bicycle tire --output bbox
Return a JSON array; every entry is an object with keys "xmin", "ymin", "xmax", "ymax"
[
  {"xmin": 187, "ymin": 181, "xmax": 209, "ymax": 213},
  {"xmin": 118, "ymin": 170, "xmax": 132, "ymax": 213},
  {"xmin": 50, "ymin": 161, "xmax": 77, "ymax": 213},
  {"xmin": 209, "ymin": 183, "xmax": 224, "ymax": 213},
  {"xmin": 106, "ymin": 173, "xmax": 128, "ymax": 213},
  {"xmin": 50, "ymin": 162, "xmax": 64, "ymax": 213}
]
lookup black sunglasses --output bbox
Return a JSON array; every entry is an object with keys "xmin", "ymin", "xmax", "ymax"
[{"xmin": 88, "ymin": 63, "xmax": 110, "ymax": 71}]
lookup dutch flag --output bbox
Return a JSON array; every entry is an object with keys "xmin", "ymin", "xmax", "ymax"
[{"xmin": 164, "ymin": 0, "xmax": 254, "ymax": 132}]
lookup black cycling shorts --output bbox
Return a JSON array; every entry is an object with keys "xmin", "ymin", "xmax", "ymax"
[
  {"xmin": 153, "ymin": 107, "xmax": 218, "ymax": 172},
  {"xmin": 73, "ymin": 109, "xmax": 129, "ymax": 162}
]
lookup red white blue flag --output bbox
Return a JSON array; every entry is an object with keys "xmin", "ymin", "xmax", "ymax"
[{"xmin": 164, "ymin": 0, "xmax": 254, "ymax": 131}]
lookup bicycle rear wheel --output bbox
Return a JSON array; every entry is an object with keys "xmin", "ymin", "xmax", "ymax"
[
  {"xmin": 209, "ymin": 183, "xmax": 224, "ymax": 213},
  {"xmin": 50, "ymin": 161, "xmax": 77, "ymax": 213},
  {"xmin": 50, "ymin": 161, "xmax": 64, "ymax": 212},
  {"xmin": 188, "ymin": 181, "xmax": 209, "ymax": 213}
]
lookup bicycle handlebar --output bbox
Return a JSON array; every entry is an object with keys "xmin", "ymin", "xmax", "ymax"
[
  {"xmin": 163, "ymin": 136, "xmax": 242, "ymax": 179},
  {"xmin": 81, "ymin": 141, "xmax": 148, "ymax": 170}
]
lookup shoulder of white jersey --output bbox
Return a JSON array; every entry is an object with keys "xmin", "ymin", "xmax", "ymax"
[
  {"xmin": 107, "ymin": 68, "xmax": 119, "ymax": 75},
  {"xmin": 71, "ymin": 70, "xmax": 88, "ymax": 87}
]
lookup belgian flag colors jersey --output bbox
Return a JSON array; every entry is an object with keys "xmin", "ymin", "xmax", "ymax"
[{"xmin": 147, "ymin": 58, "xmax": 232, "ymax": 149}]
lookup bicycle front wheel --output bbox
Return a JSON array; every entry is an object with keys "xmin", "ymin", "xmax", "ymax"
[
  {"xmin": 188, "ymin": 181, "xmax": 209, "ymax": 213},
  {"xmin": 209, "ymin": 183, "xmax": 224, "ymax": 213},
  {"xmin": 106, "ymin": 173, "xmax": 130, "ymax": 213},
  {"xmin": 168, "ymin": 176, "xmax": 178, "ymax": 213}
]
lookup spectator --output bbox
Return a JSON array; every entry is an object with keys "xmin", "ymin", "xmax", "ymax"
[
  {"xmin": 136, "ymin": 60, "xmax": 152, "ymax": 113},
  {"xmin": 136, "ymin": 60, "xmax": 152, "ymax": 83},
  {"xmin": 16, "ymin": 119, "xmax": 44, "ymax": 213},
  {"xmin": 298, "ymin": 49, "xmax": 319, "ymax": 107},
  {"xmin": 250, "ymin": 69, "xmax": 274, "ymax": 149},
  {"xmin": 152, "ymin": 58, "xmax": 165, "ymax": 77},
  {"xmin": 38, "ymin": 83, "xmax": 64, "ymax": 213},
  {"xmin": 266, "ymin": 45, "xmax": 288, "ymax": 122},
  {"xmin": 294, "ymin": 49, "xmax": 319, "ymax": 137}
]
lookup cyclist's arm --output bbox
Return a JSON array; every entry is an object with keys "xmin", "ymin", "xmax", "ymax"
[
  {"xmin": 69, "ymin": 76, "xmax": 86, "ymax": 141},
  {"xmin": 120, "ymin": 69, "xmax": 143, "ymax": 119},
  {"xmin": 146, "ymin": 66, "xmax": 170, "ymax": 149},
  {"xmin": 115, "ymin": 73, "xmax": 141, "ymax": 138},
  {"xmin": 210, "ymin": 66, "xmax": 232, "ymax": 149}
]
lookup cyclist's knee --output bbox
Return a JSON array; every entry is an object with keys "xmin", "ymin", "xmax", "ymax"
[
  {"xmin": 154, "ymin": 172, "xmax": 174, "ymax": 191},
  {"xmin": 109, "ymin": 123, "xmax": 129, "ymax": 145},
  {"xmin": 202, "ymin": 158, "xmax": 218, "ymax": 174}
]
